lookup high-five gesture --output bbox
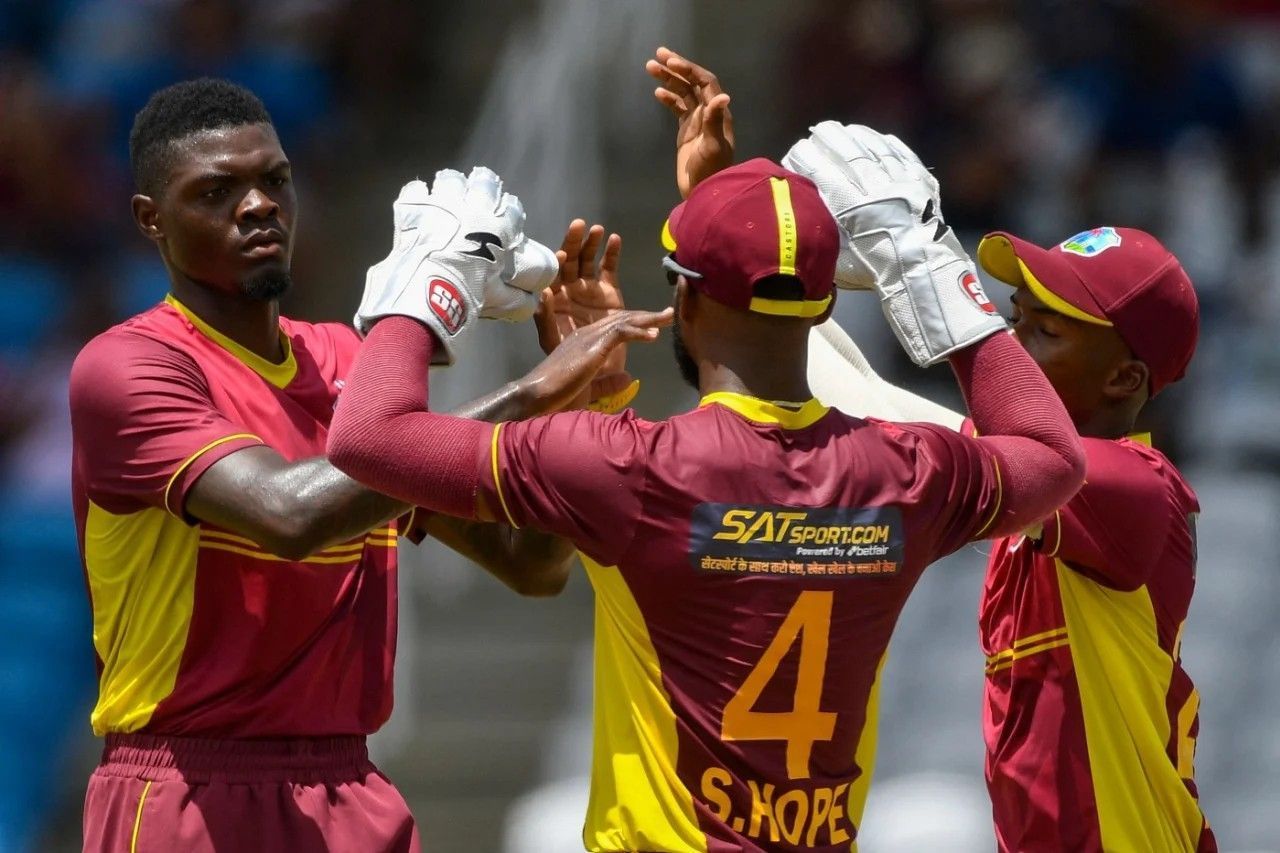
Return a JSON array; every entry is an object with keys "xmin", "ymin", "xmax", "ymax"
[
  {"xmin": 534, "ymin": 220, "xmax": 640, "ymax": 411},
  {"xmin": 645, "ymin": 47, "xmax": 735, "ymax": 198}
]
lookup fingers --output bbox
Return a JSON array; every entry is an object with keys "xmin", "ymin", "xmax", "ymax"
[
  {"xmin": 535, "ymin": 288, "xmax": 562, "ymax": 355},
  {"xmin": 657, "ymin": 46, "xmax": 724, "ymax": 97},
  {"xmin": 464, "ymin": 166, "xmax": 504, "ymax": 211},
  {"xmin": 646, "ymin": 57, "xmax": 695, "ymax": 102},
  {"xmin": 703, "ymin": 93, "xmax": 731, "ymax": 139},
  {"xmin": 612, "ymin": 307, "xmax": 675, "ymax": 340},
  {"xmin": 430, "ymin": 169, "xmax": 467, "ymax": 203},
  {"xmin": 578, "ymin": 224, "xmax": 605, "ymax": 280},
  {"xmin": 599, "ymin": 233, "xmax": 622, "ymax": 284},
  {"xmin": 557, "ymin": 219, "xmax": 587, "ymax": 283},
  {"xmin": 653, "ymin": 86, "xmax": 689, "ymax": 117},
  {"xmin": 396, "ymin": 179, "xmax": 431, "ymax": 205}
]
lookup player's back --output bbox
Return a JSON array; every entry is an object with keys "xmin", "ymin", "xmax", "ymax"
[{"xmin": 555, "ymin": 392, "xmax": 1002, "ymax": 852}]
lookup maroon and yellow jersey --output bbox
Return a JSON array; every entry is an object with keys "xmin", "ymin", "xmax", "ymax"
[
  {"xmin": 980, "ymin": 432, "xmax": 1214, "ymax": 851},
  {"xmin": 479, "ymin": 393, "xmax": 1004, "ymax": 852},
  {"xmin": 69, "ymin": 295, "xmax": 400, "ymax": 738}
]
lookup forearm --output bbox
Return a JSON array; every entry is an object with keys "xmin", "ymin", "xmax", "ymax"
[
  {"xmin": 185, "ymin": 448, "xmax": 409, "ymax": 560},
  {"xmin": 810, "ymin": 320, "xmax": 964, "ymax": 428},
  {"xmin": 328, "ymin": 317, "xmax": 491, "ymax": 518},
  {"xmin": 265, "ymin": 459, "xmax": 409, "ymax": 549},
  {"xmin": 949, "ymin": 333, "xmax": 1085, "ymax": 536},
  {"xmin": 425, "ymin": 515, "xmax": 574, "ymax": 596},
  {"xmin": 451, "ymin": 381, "xmax": 536, "ymax": 422}
]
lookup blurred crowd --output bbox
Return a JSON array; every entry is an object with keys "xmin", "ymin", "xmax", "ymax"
[
  {"xmin": 1, "ymin": 0, "xmax": 1277, "ymax": 850},
  {"xmin": 0, "ymin": 1, "xmax": 441, "ymax": 849},
  {"xmin": 775, "ymin": 0, "xmax": 1280, "ymax": 465}
]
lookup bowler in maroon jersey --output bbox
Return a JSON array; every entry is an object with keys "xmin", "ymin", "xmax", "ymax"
[
  {"xmin": 71, "ymin": 78, "xmax": 595, "ymax": 852},
  {"xmin": 328, "ymin": 157, "xmax": 1087, "ymax": 851}
]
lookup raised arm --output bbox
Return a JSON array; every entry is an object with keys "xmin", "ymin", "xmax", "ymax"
[{"xmin": 783, "ymin": 123, "xmax": 1084, "ymax": 535}]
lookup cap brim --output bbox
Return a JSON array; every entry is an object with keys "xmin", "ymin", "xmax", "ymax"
[{"xmin": 977, "ymin": 232, "xmax": 1112, "ymax": 326}]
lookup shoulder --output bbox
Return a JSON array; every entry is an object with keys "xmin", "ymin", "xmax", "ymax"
[
  {"xmin": 281, "ymin": 317, "xmax": 360, "ymax": 354},
  {"xmin": 1077, "ymin": 436, "xmax": 1195, "ymax": 509},
  {"xmin": 71, "ymin": 319, "xmax": 202, "ymax": 397}
]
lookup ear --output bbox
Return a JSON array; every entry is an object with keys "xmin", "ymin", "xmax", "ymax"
[
  {"xmin": 131, "ymin": 194, "xmax": 163, "ymax": 244},
  {"xmin": 675, "ymin": 278, "xmax": 697, "ymax": 323},
  {"xmin": 1103, "ymin": 358, "xmax": 1149, "ymax": 401}
]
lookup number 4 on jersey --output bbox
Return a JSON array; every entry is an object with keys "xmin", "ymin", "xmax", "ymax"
[{"xmin": 722, "ymin": 590, "xmax": 837, "ymax": 779}]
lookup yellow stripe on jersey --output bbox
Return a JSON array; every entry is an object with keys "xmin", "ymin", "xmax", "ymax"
[
  {"xmin": 165, "ymin": 294, "xmax": 299, "ymax": 388},
  {"xmin": 162, "ymin": 433, "xmax": 262, "ymax": 517},
  {"xmin": 846, "ymin": 650, "xmax": 888, "ymax": 833},
  {"xmin": 85, "ymin": 502, "xmax": 200, "ymax": 735},
  {"xmin": 197, "ymin": 527, "xmax": 396, "ymax": 559},
  {"xmin": 1056, "ymin": 560, "xmax": 1207, "ymax": 851},
  {"xmin": 490, "ymin": 423, "xmax": 520, "ymax": 529},
  {"xmin": 197, "ymin": 539, "xmax": 368, "ymax": 565},
  {"xmin": 973, "ymin": 456, "xmax": 1004, "ymax": 539},
  {"xmin": 769, "ymin": 177, "xmax": 798, "ymax": 276},
  {"xmin": 581, "ymin": 554, "xmax": 705, "ymax": 853}
]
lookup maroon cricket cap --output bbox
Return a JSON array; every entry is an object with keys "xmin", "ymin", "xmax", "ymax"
[
  {"xmin": 976, "ymin": 226, "xmax": 1199, "ymax": 395},
  {"xmin": 660, "ymin": 158, "xmax": 839, "ymax": 318}
]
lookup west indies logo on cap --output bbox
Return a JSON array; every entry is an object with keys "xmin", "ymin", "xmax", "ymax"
[{"xmin": 1060, "ymin": 226, "xmax": 1122, "ymax": 258}]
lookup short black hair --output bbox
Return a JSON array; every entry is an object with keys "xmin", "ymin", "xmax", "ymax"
[{"xmin": 129, "ymin": 78, "xmax": 273, "ymax": 195}]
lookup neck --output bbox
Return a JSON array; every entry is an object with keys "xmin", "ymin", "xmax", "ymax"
[
  {"xmin": 1073, "ymin": 407, "xmax": 1139, "ymax": 440},
  {"xmin": 697, "ymin": 346, "xmax": 813, "ymax": 403},
  {"xmin": 170, "ymin": 277, "xmax": 283, "ymax": 363}
]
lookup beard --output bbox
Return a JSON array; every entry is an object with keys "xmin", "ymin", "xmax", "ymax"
[
  {"xmin": 671, "ymin": 315, "xmax": 700, "ymax": 391},
  {"xmin": 240, "ymin": 268, "xmax": 293, "ymax": 302}
]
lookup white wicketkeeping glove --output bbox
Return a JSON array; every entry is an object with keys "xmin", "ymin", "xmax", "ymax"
[
  {"xmin": 355, "ymin": 167, "xmax": 558, "ymax": 365},
  {"xmin": 783, "ymin": 121, "xmax": 1007, "ymax": 366}
]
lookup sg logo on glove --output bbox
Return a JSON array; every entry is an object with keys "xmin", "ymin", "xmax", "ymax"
[
  {"xmin": 960, "ymin": 272, "xmax": 997, "ymax": 315},
  {"xmin": 428, "ymin": 278, "xmax": 467, "ymax": 334}
]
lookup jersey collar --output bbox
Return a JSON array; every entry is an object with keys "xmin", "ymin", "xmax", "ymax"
[
  {"xmin": 699, "ymin": 391, "xmax": 829, "ymax": 430},
  {"xmin": 1127, "ymin": 432, "xmax": 1152, "ymax": 447},
  {"xmin": 165, "ymin": 294, "xmax": 298, "ymax": 389}
]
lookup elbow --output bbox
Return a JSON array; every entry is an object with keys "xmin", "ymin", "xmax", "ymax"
[
  {"xmin": 1060, "ymin": 434, "xmax": 1088, "ymax": 494},
  {"xmin": 260, "ymin": 517, "xmax": 330, "ymax": 561},
  {"xmin": 325, "ymin": 424, "xmax": 358, "ymax": 478},
  {"xmin": 1043, "ymin": 434, "xmax": 1087, "ymax": 510},
  {"xmin": 252, "ymin": 494, "xmax": 332, "ymax": 560}
]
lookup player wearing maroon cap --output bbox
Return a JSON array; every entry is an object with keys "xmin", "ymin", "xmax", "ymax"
[
  {"xmin": 328, "ymin": 147, "xmax": 1086, "ymax": 850},
  {"xmin": 648, "ymin": 49, "xmax": 1214, "ymax": 852},
  {"xmin": 70, "ymin": 79, "xmax": 628, "ymax": 852}
]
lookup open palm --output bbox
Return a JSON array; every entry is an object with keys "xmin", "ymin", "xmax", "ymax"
[
  {"xmin": 645, "ymin": 47, "xmax": 736, "ymax": 198},
  {"xmin": 535, "ymin": 220, "xmax": 632, "ymax": 406}
]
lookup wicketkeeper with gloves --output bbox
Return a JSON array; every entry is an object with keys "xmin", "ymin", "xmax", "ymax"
[
  {"xmin": 72, "ymin": 78, "xmax": 649, "ymax": 853},
  {"xmin": 649, "ymin": 48, "xmax": 1214, "ymax": 852},
  {"xmin": 327, "ymin": 119, "xmax": 1085, "ymax": 847}
]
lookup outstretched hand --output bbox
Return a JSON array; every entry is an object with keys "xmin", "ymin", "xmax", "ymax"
[
  {"xmin": 534, "ymin": 219, "xmax": 638, "ymax": 410},
  {"xmin": 522, "ymin": 307, "xmax": 673, "ymax": 417},
  {"xmin": 645, "ymin": 46, "xmax": 735, "ymax": 198}
]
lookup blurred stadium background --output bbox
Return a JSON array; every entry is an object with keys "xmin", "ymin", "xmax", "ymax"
[{"xmin": 1, "ymin": 0, "xmax": 1277, "ymax": 850}]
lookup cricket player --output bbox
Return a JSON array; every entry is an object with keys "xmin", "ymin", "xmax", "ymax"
[
  {"xmin": 70, "ymin": 78, "xmax": 620, "ymax": 851},
  {"xmin": 647, "ymin": 48, "xmax": 1214, "ymax": 852},
  {"xmin": 327, "ymin": 148, "xmax": 1086, "ymax": 850}
]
